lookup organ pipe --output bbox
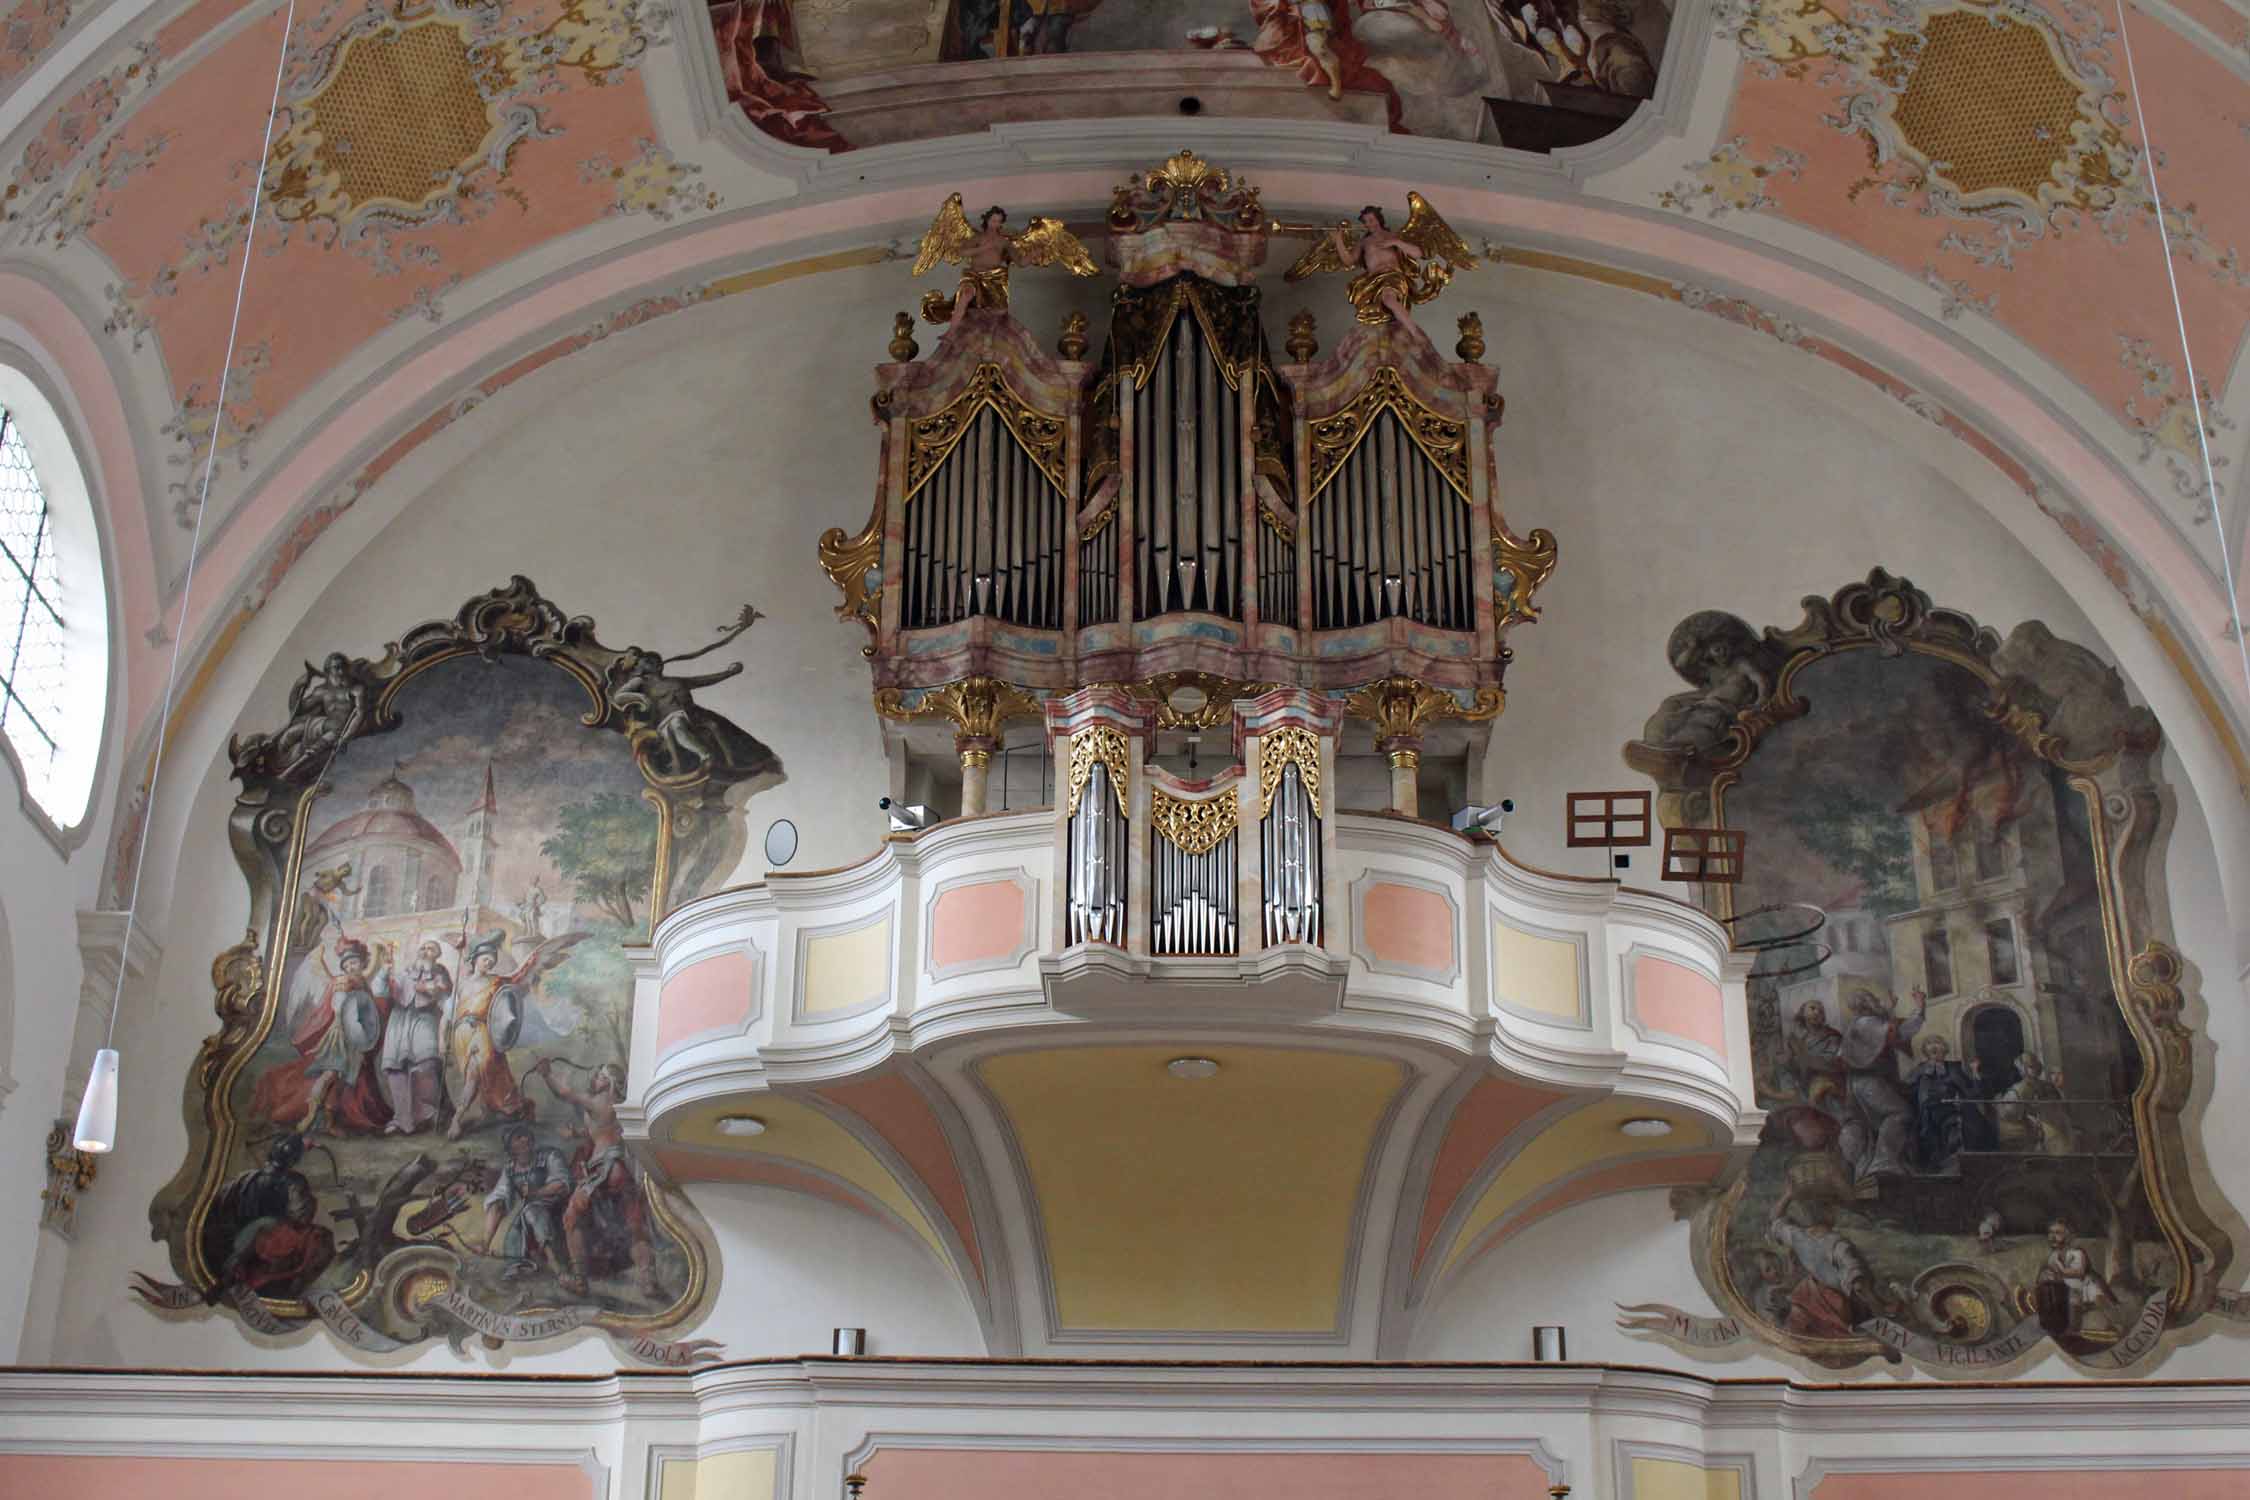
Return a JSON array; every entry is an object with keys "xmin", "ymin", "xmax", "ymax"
[
  {"xmin": 900, "ymin": 407, "xmax": 1068, "ymax": 631},
  {"xmin": 1262, "ymin": 762, "xmax": 1321, "ymax": 946},
  {"xmin": 1309, "ymin": 409, "xmax": 1472, "ymax": 632},
  {"xmin": 1067, "ymin": 761, "xmax": 1126, "ymax": 946}
]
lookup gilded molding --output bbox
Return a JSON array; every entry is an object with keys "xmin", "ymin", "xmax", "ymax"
[
  {"xmin": 817, "ymin": 499, "xmax": 884, "ymax": 658},
  {"xmin": 1493, "ymin": 525, "xmax": 1558, "ymax": 630},
  {"xmin": 1121, "ymin": 671, "xmax": 1282, "ymax": 732},
  {"xmin": 875, "ymin": 676, "xmax": 1044, "ymax": 742}
]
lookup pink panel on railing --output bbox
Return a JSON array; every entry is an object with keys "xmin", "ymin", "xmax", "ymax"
[
  {"xmin": 1815, "ymin": 1474, "xmax": 2250, "ymax": 1500},
  {"xmin": 0, "ymin": 1457, "xmax": 592, "ymax": 1500},
  {"xmin": 928, "ymin": 877, "xmax": 1027, "ymax": 973},
  {"xmin": 1360, "ymin": 883, "xmax": 1455, "ymax": 974},
  {"xmin": 863, "ymin": 1448, "xmax": 1549, "ymax": 1500},
  {"xmin": 656, "ymin": 948, "xmax": 756, "ymax": 1058},
  {"xmin": 1631, "ymin": 954, "xmax": 1727, "ymax": 1058}
]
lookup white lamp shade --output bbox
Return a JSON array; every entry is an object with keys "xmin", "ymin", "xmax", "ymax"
[{"xmin": 74, "ymin": 1047, "xmax": 120, "ymax": 1154}]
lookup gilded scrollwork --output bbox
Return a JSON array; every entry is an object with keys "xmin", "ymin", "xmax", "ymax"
[
  {"xmin": 903, "ymin": 363, "xmax": 1069, "ymax": 501},
  {"xmin": 817, "ymin": 498, "xmax": 884, "ymax": 658},
  {"xmin": 1151, "ymin": 787, "xmax": 1239, "ymax": 856},
  {"xmin": 1342, "ymin": 675, "xmax": 1504, "ymax": 746},
  {"xmin": 1306, "ymin": 366, "xmax": 1470, "ymax": 505},
  {"xmin": 1121, "ymin": 672, "xmax": 1282, "ymax": 732},
  {"xmin": 1107, "ymin": 148, "xmax": 1265, "ymax": 232},
  {"xmin": 1257, "ymin": 725, "xmax": 1324, "ymax": 818},
  {"xmin": 1492, "ymin": 525, "xmax": 1558, "ymax": 630},
  {"xmin": 1066, "ymin": 724, "xmax": 1131, "ymax": 816},
  {"xmin": 875, "ymin": 676, "xmax": 1044, "ymax": 743}
]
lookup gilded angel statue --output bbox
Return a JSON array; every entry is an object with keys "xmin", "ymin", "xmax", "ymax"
[
  {"xmin": 1278, "ymin": 193, "xmax": 1479, "ymax": 343},
  {"xmin": 912, "ymin": 193, "xmax": 1098, "ymax": 330}
]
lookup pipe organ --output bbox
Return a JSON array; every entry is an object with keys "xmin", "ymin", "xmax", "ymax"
[{"xmin": 822, "ymin": 149, "xmax": 1557, "ymax": 961}]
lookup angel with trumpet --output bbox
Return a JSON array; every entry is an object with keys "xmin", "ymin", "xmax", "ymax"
[
  {"xmin": 1277, "ymin": 193, "xmax": 1479, "ymax": 347},
  {"xmin": 912, "ymin": 192, "xmax": 1098, "ymax": 331}
]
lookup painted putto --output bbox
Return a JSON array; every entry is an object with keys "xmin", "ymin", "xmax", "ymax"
[
  {"xmin": 143, "ymin": 579, "xmax": 780, "ymax": 1361},
  {"xmin": 1617, "ymin": 572, "xmax": 2238, "ymax": 1372},
  {"xmin": 707, "ymin": 0, "xmax": 1671, "ymax": 153}
]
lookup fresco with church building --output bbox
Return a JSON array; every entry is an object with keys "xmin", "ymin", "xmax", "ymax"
[
  {"xmin": 1618, "ymin": 574, "xmax": 2237, "ymax": 1371},
  {"xmin": 143, "ymin": 581, "xmax": 779, "ymax": 1361}
]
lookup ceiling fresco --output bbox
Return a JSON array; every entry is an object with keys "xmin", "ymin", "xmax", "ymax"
[{"xmin": 707, "ymin": 0, "xmax": 1673, "ymax": 151}]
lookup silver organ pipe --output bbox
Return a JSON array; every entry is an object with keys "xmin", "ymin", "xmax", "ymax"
[
  {"xmin": 1066, "ymin": 761, "xmax": 1126, "ymax": 946},
  {"xmin": 1131, "ymin": 314, "xmax": 1243, "ymax": 621},
  {"xmin": 1309, "ymin": 409, "xmax": 1472, "ymax": 632},
  {"xmin": 1150, "ymin": 793, "xmax": 1238, "ymax": 957},
  {"xmin": 900, "ymin": 407, "xmax": 1068, "ymax": 631},
  {"xmin": 1261, "ymin": 762, "xmax": 1322, "ymax": 946}
]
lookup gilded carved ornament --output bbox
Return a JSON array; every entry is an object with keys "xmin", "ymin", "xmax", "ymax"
[
  {"xmin": 1066, "ymin": 724, "xmax": 1131, "ymax": 816},
  {"xmin": 902, "ymin": 363, "xmax": 1071, "ymax": 503},
  {"xmin": 1108, "ymin": 147, "xmax": 1266, "ymax": 232},
  {"xmin": 1306, "ymin": 366, "xmax": 1471, "ymax": 504},
  {"xmin": 876, "ymin": 676, "xmax": 1044, "ymax": 744},
  {"xmin": 1120, "ymin": 671, "xmax": 1282, "ymax": 732},
  {"xmin": 1492, "ymin": 524, "xmax": 1558, "ymax": 630},
  {"xmin": 1257, "ymin": 725, "xmax": 1324, "ymax": 818},
  {"xmin": 1151, "ymin": 787, "xmax": 1240, "ymax": 855},
  {"xmin": 817, "ymin": 500, "xmax": 884, "ymax": 657},
  {"xmin": 1342, "ymin": 675, "xmax": 1505, "ymax": 746}
]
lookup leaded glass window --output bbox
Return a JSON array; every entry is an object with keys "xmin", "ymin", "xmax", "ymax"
[{"xmin": 0, "ymin": 407, "xmax": 67, "ymax": 810}]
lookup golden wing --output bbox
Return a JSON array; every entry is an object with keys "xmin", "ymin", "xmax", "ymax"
[
  {"xmin": 1282, "ymin": 227, "xmax": 1355, "ymax": 282},
  {"xmin": 910, "ymin": 193, "xmax": 976, "ymax": 278},
  {"xmin": 1012, "ymin": 216, "xmax": 1099, "ymax": 277},
  {"xmin": 1398, "ymin": 192, "xmax": 1479, "ymax": 272}
]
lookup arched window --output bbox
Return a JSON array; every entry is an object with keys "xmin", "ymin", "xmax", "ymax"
[
  {"xmin": 363, "ymin": 864, "xmax": 392, "ymax": 918},
  {"xmin": 0, "ymin": 368, "xmax": 105, "ymax": 835}
]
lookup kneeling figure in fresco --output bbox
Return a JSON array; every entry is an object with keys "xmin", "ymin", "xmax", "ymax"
[
  {"xmin": 482, "ymin": 1124, "xmax": 574, "ymax": 1280},
  {"xmin": 533, "ymin": 1059, "xmax": 660, "ymax": 1299}
]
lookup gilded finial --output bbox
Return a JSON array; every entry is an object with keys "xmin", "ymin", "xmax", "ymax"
[
  {"xmin": 1547, "ymin": 1487, "xmax": 1570, "ymax": 1500},
  {"xmin": 1059, "ymin": 309, "xmax": 1090, "ymax": 361},
  {"xmin": 1285, "ymin": 309, "xmax": 1318, "ymax": 362},
  {"xmin": 845, "ymin": 1476, "xmax": 868, "ymax": 1500},
  {"xmin": 1456, "ymin": 310, "xmax": 1486, "ymax": 362},
  {"xmin": 888, "ymin": 311, "xmax": 919, "ymax": 362}
]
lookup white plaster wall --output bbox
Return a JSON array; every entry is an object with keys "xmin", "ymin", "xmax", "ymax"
[{"xmin": 31, "ymin": 256, "xmax": 2250, "ymax": 1375}]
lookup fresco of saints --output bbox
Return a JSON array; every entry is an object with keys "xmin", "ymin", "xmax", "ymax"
[
  {"xmin": 531, "ymin": 1059, "xmax": 660, "ymax": 1298},
  {"xmin": 251, "ymin": 935, "xmax": 393, "ymax": 1136},
  {"xmin": 446, "ymin": 929, "xmax": 585, "ymax": 1141},
  {"xmin": 380, "ymin": 940, "xmax": 453, "ymax": 1134},
  {"xmin": 202, "ymin": 1134, "xmax": 336, "ymax": 1301}
]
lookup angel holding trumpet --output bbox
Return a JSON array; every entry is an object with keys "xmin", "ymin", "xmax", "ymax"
[
  {"xmin": 912, "ymin": 192, "xmax": 1098, "ymax": 331},
  {"xmin": 1278, "ymin": 192, "xmax": 1479, "ymax": 348}
]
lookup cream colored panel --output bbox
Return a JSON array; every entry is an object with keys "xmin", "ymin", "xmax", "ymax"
[
  {"xmin": 673, "ymin": 1100, "xmax": 946, "ymax": 1263},
  {"xmin": 1490, "ymin": 917, "xmax": 1584, "ymax": 1023},
  {"xmin": 801, "ymin": 914, "xmax": 892, "ymax": 1017},
  {"xmin": 661, "ymin": 1448, "xmax": 779, "ymax": 1500},
  {"xmin": 1631, "ymin": 1457, "xmax": 1739, "ymax": 1500}
]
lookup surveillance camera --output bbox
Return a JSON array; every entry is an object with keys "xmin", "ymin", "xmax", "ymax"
[
  {"xmin": 1499, "ymin": 797, "xmax": 1515, "ymax": 814},
  {"xmin": 877, "ymin": 796, "xmax": 896, "ymax": 810}
]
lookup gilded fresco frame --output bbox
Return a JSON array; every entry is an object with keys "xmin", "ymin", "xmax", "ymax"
[
  {"xmin": 146, "ymin": 577, "xmax": 777, "ymax": 1351},
  {"xmin": 1625, "ymin": 568, "xmax": 2232, "ymax": 1369}
]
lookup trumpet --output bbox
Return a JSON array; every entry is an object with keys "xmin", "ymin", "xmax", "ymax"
[{"xmin": 1267, "ymin": 217, "xmax": 1354, "ymax": 238}]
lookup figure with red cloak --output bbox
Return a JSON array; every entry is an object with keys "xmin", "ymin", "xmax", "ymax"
[
  {"xmin": 710, "ymin": 0, "xmax": 850, "ymax": 151},
  {"xmin": 1250, "ymin": 0, "xmax": 1405, "ymax": 129},
  {"xmin": 251, "ymin": 936, "xmax": 392, "ymax": 1136}
]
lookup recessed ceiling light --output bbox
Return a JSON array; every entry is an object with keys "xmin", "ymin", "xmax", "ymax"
[
  {"xmin": 1619, "ymin": 1117, "xmax": 1673, "ymax": 1138},
  {"xmin": 715, "ymin": 1114, "xmax": 768, "ymax": 1137},
  {"xmin": 1166, "ymin": 1056, "xmax": 1219, "ymax": 1080}
]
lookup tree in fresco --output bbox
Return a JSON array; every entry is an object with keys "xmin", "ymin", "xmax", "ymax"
[{"xmin": 542, "ymin": 793, "xmax": 659, "ymax": 932}]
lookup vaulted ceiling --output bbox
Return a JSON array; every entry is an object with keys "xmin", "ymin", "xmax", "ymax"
[{"xmin": 0, "ymin": 0, "xmax": 2244, "ymax": 869}]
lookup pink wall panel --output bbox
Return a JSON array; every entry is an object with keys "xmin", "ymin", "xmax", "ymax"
[
  {"xmin": 1361, "ymin": 883, "xmax": 1455, "ymax": 974},
  {"xmin": 0, "ymin": 1456, "xmax": 592, "ymax": 1500},
  {"xmin": 927, "ymin": 878, "xmax": 1027, "ymax": 972},
  {"xmin": 818, "ymin": 1072, "xmax": 985, "ymax": 1279},
  {"xmin": 657, "ymin": 948, "xmax": 757, "ymax": 1057},
  {"xmin": 1631, "ymin": 955, "xmax": 1727, "ymax": 1058},
  {"xmin": 863, "ymin": 1448, "xmax": 1548, "ymax": 1500},
  {"xmin": 1815, "ymin": 1472, "xmax": 2250, "ymax": 1500},
  {"xmin": 1414, "ymin": 1077, "xmax": 1568, "ymax": 1269}
]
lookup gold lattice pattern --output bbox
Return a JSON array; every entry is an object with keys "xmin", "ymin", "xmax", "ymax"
[
  {"xmin": 306, "ymin": 22, "xmax": 495, "ymax": 212},
  {"xmin": 1066, "ymin": 725, "xmax": 1130, "ymax": 815},
  {"xmin": 1892, "ymin": 12, "xmax": 2086, "ymax": 200},
  {"xmin": 1257, "ymin": 726, "xmax": 1324, "ymax": 818}
]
